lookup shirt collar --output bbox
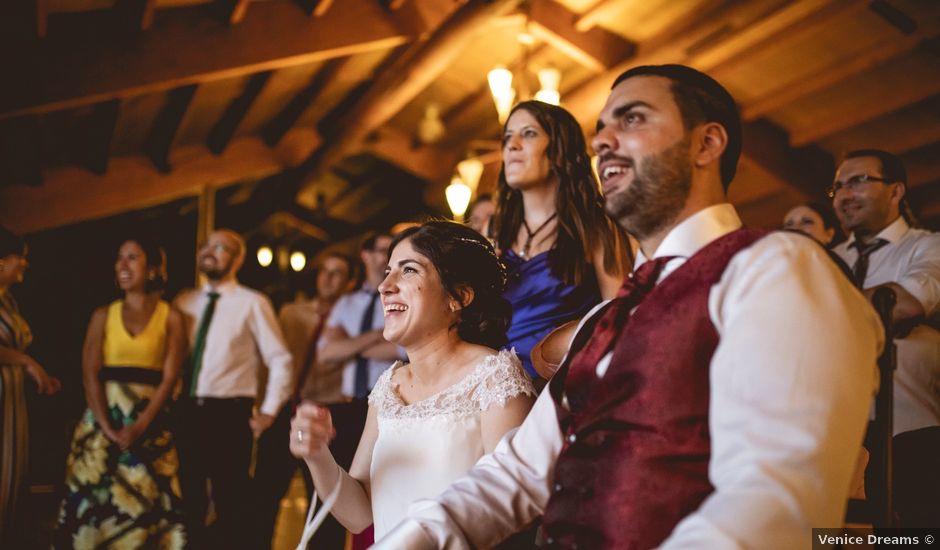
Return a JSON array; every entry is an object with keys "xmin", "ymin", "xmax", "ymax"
[
  {"xmin": 202, "ymin": 279, "xmax": 239, "ymax": 295},
  {"xmin": 845, "ymin": 216, "xmax": 908, "ymax": 248},
  {"xmin": 634, "ymin": 203, "xmax": 743, "ymax": 268}
]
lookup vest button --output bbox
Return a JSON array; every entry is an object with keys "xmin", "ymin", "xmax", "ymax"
[
  {"xmin": 546, "ymin": 537, "xmax": 555, "ymax": 545},
  {"xmin": 566, "ymin": 433, "xmax": 577, "ymax": 444},
  {"xmin": 553, "ymin": 482, "xmax": 563, "ymax": 493}
]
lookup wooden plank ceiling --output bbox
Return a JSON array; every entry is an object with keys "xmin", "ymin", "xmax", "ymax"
[{"xmin": 1, "ymin": 0, "xmax": 938, "ymax": 246}]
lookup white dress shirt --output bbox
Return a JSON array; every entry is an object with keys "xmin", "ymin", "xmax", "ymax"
[
  {"xmin": 375, "ymin": 204, "xmax": 884, "ymax": 550},
  {"xmin": 324, "ymin": 285, "xmax": 399, "ymax": 398},
  {"xmin": 833, "ymin": 216, "xmax": 940, "ymax": 434},
  {"xmin": 174, "ymin": 280, "xmax": 293, "ymax": 416}
]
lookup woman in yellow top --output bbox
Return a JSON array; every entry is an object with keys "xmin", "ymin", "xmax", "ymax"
[{"xmin": 55, "ymin": 235, "xmax": 187, "ymax": 549}]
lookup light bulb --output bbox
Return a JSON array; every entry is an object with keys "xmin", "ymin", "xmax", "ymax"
[
  {"xmin": 445, "ymin": 176, "xmax": 473, "ymax": 220},
  {"xmin": 457, "ymin": 158, "xmax": 484, "ymax": 192},
  {"xmin": 290, "ymin": 251, "xmax": 306, "ymax": 272},
  {"xmin": 488, "ymin": 67, "xmax": 513, "ymax": 98},
  {"xmin": 257, "ymin": 246, "xmax": 273, "ymax": 267}
]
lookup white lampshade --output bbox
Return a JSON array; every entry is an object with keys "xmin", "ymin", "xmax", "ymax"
[
  {"xmin": 289, "ymin": 251, "xmax": 306, "ymax": 272},
  {"xmin": 487, "ymin": 67, "xmax": 513, "ymax": 99},
  {"xmin": 534, "ymin": 89, "xmax": 560, "ymax": 105},
  {"xmin": 536, "ymin": 67, "xmax": 561, "ymax": 105},
  {"xmin": 445, "ymin": 176, "xmax": 473, "ymax": 220},
  {"xmin": 457, "ymin": 158, "xmax": 484, "ymax": 192},
  {"xmin": 257, "ymin": 245, "xmax": 273, "ymax": 267}
]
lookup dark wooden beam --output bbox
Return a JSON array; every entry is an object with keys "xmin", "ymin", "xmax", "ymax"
[
  {"xmin": 217, "ymin": 0, "xmax": 252, "ymax": 24},
  {"xmin": 36, "ymin": 0, "xmax": 47, "ymax": 38},
  {"xmin": 528, "ymin": 0, "xmax": 635, "ymax": 72},
  {"xmin": 297, "ymin": 0, "xmax": 522, "ymax": 206},
  {"xmin": 0, "ymin": 128, "xmax": 321, "ymax": 234},
  {"xmin": 208, "ymin": 71, "xmax": 271, "ymax": 155},
  {"xmin": 144, "ymin": 85, "xmax": 197, "ymax": 172},
  {"xmin": 1, "ymin": 0, "xmax": 411, "ymax": 119},
  {"xmin": 261, "ymin": 58, "xmax": 348, "ymax": 147},
  {"xmin": 0, "ymin": 115, "xmax": 42, "ymax": 187},
  {"xmin": 295, "ymin": 0, "xmax": 334, "ymax": 17},
  {"xmin": 80, "ymin": 99, "xmax": 121, "ymax": 175},
  {"xmin": 113, "ymin": 0, "xmax": 158, "ymax": 32}
]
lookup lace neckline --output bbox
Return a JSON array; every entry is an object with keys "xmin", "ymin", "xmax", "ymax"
[{"xmin": 389, "ymin": 352, "xmax": 501, "ymax": 408}]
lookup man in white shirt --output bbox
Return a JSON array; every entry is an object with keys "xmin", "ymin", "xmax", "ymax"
[
  {"xmin": 830, "ymin": 149, "xmax": 940, "ymax": 526},
  {"xmin": 375, "ymin": 65, "xmax": 883, "ymax": 549},
  {"xmin": 174, "ymin": 229, "xmax": 293, "ymax": 548}
]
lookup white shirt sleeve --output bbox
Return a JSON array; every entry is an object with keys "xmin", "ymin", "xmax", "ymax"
[
  {"xmin": 661, "ymin": 233, "xmax": 883, "ymax": 549},
  {"xmin": 251, "ymin": 293, "xmax": 294, "ymax": 416},
  {"xmin": 895, "ymin": 232, "xmax": 940, "ymax": 317},
  {"xmin": 374, "ymin": 388, "xmax": 562, "ymax": 549}
]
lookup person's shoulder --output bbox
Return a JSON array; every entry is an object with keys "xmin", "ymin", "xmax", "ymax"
[
  {"xmin": 740, "ymin": 229, "xmax": 833, "ymax": 264},
  {"xmin": 904, "ymin": 227, "xmax": 940, "ymax": 249},
  {"xmin": 472, "ymin": 348, "xmax": 535, "ymax": 410}
]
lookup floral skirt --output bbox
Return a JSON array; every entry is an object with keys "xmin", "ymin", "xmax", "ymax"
[{"xmin": 55, "ymin": 379, "xmax": 186, "ymax": 549}]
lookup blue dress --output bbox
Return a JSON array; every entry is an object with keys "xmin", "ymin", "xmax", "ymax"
[{"xmin": 502, "ymin": 249, "xmax": 602, "ymax": 378}]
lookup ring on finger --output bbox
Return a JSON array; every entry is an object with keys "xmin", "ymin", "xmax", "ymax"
[{"xmin": 296, "ymin": 429, "xmax": 304, "ymax": 443}]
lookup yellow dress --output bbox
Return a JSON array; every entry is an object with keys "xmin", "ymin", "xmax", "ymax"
[{"xmin": 55, "ymin": 300, "xmax": 186, "ymax": 549}]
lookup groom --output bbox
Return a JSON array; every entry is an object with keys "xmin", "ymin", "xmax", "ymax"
[{"xmin": 373, "ymin": 64, "xmax": 884, "ymax": 549}]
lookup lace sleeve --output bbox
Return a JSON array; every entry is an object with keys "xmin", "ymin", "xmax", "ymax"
[
  {"xmin": 367, "ymin": 363, "xmax": 399, "ymax": 412},
  {"xmin": 470, "ymin": 349, "xmax": 536, "ymax": 412}
]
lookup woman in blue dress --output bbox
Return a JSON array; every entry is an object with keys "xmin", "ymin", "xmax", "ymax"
[{"xmin": 494, "ymin": 100, "xmax": 630, "ymax": 379}]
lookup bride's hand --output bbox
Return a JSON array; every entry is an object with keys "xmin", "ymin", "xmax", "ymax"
[{"xmin": 290, "ymin": 402, "xmax": 336, "ymax": 460}]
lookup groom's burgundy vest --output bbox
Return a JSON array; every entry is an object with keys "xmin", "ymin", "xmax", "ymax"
[{"xmin": 542, "ymin": 228, "xmax": 767, "ymax": 550}]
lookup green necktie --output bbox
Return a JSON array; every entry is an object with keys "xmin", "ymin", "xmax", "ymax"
[{"xmin": 189, "ymin": 291, "xmax": 220, "ymax": 397}]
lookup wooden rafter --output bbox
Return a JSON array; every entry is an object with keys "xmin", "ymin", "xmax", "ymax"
[
  {"xmin": 743, "ymin": 28, "xmax": 940, "ymax": 121},
  {"xmin": 218, "ymin": 0, "xmax": 253, "ymax": 25},
  {"xmin": 0, "ymin": 128, "xmax": 321, "ymax": 234},
  {"xmin": 296, "ymin": 0, "xmax": 522, "ymax": 205},
  {"xmin": 144, "ymin": 85, "xmax": 198, "ymax": 172},
  {"xmin": 295, "ymin": 0, "xmax": 334, "ymax": 17},
  {"xmin": 80, "ymin": 99, "xmax": 121, "ymax": 175},
  {"xmin": 0, "ymin": 116, "xmax": 42, "ymax": 187},
  {"xmin": 1, "ymin": 0, "xmax": 411, "ymax": 120},
  {"xmin": 528, "ymin": 0, "xmax": 635, "ymax": 72},
  {"xmin": 262, "ymin": 58, "xmax": 349, "ymax": 147},
  {"xmin": 36, "ymin": 0, "xmax": 47, "ymax": 38},
  {"xmin": 113, "ymin": 0, "xmax": 159, "ymax": 32},
  {"xmin": 574, "ymin": 0, "xmax": 613, "ymax": 33},
  {"xmin": 208, "ymin": 71, "xmax": 272, "ymax": 155}
]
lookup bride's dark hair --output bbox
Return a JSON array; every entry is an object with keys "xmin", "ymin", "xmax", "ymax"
[{"xmin": 388, "ymin": 220, "xmax": 510, "ymax": 349}]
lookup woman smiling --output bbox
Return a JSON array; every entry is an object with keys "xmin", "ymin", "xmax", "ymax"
[{"xmin": 290, "ymin": 221, "xmax": 535, "ymax": 540}]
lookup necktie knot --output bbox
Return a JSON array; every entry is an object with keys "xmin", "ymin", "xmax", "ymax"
[
  {"xmin": 617, "ymin": 256, "xmax": 676, "ymax": 298},
  {"xmin": 207, "ymin": 291, "xmax": 220, "ymax": 301},
  {"xmin": 851, "ymin": 238, "xmax": 888, "ymax": 257}
]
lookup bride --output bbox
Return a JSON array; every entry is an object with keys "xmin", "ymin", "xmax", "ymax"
[{"xmin": 289, "ymin": 220, "xmax": 535, "ymax": 539}]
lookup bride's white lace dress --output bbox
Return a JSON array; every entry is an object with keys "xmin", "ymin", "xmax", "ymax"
[{"xmin": 366, "ymin": 348, "xmax": 535, "ymax": 537}]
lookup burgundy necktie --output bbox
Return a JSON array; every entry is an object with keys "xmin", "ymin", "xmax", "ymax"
[{"xmin": 565, "ymin": 256, "xmax": 677, "ymax": 393}]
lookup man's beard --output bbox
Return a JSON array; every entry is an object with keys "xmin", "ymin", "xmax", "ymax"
[
  {"xmin": 199, "ymin": 256, "xmax": 231, "ymax": 280},
  {"xmin": 604, "ymin": 136, "xmax": 693, "ymax": 242}
]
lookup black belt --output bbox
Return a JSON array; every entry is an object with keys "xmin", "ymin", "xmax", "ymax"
[{"xmin": 99, "ymin": 366, "xmax": 163, "ymax": 386}]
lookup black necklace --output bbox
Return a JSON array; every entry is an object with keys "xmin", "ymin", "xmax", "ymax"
[{"xmin": 518, "ymin": 213, "xmax": 557, "ymax": 260}]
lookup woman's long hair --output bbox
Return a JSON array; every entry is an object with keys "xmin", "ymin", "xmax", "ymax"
[{"xmin": 493, "ymin": 100, "xmax": 629, "ymax": 286}]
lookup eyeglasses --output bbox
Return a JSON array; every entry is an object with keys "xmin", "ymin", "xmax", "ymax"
[{"xmin": 826, "ymin": 174, "xmax": 887, "ymax": 198}]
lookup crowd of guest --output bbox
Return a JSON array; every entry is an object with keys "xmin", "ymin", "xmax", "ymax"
[{"xmin": 0, "ymin": 62, "xmax": 937, "ymax": 550}]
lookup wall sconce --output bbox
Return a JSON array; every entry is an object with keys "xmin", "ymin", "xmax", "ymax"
[
  {"xmin": 289, "ymin": 251, "xmax": 307, "ymax": 272},
  {"xmin": 487, "ymin": 67, "xmax": 516, "ymax": 124},
  {"xmin": 535, "ymin": 67, "xmax": 561, "ymax": 106},
  {"xmin": 457, "ymin": 157, "xmax": 484, "ymax": 193},
  {"xmin": 257, "ymin": 245, "xmax": 273, "ymax": 267},
  {"xmin": 446, "ymin": 176, "xmax": 472, "ymax": 221}
]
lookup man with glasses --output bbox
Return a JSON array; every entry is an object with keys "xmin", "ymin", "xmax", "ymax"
[
  {"xmin": 830, "ymin": 149, "xmax": 940, "ymax": 525},
  {"xmin": 174, "ymin": 228, "xmax": 293, "ymax": 547}
]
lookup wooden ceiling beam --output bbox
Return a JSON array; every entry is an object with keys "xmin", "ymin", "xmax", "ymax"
[
  {"xmin": 112, "ymin": 0, "xmax": 158, "ymax": 32},
  {"xmin": 1, "ymin": 0, "xmax": 411, "ymax": 120},
  {"xmin": 79, "ymin": 99, "xmax": 120, "ymax": 175},
  {"xmin": 574, "ymin": 0, "xmax": 614, "ymax": 33},
  {"xmin": 0, "ymin": 128, "xmax": 321, "ymax": 235},
  {"xmin": 790, "ymin": 62, "xmax": 940, "ymax": 146},
  {"xmin": 706, "ymin": 0, "xmax": 867, "ymax": 77},
  {"xmin": 144, "ymin": 84, "xmax": 198, "ymax": 172},
  {"xmin": 903, "ymin": 145, "xmax": 940, "ymax": 189},
  {"xmin": 364, "ymin": 126, "xmax": 461, "ymax": 185},
  {"xmin": 208, "ymin": 71, "xmax": 271, "ymax": 155},
  {"xmin": 218, "ymin": 0, "xmax": 252, "ymax": 25},
  {"xmin": 294, "ymin": 0, "xmax": 333, "ymax": 17},
  {"xmin": 296, "ymin": 0, "xmax": 522, "ymax": 206},
  {"xmin": 36, "ymin": 0, "xmax": 47, "ymax": 38},
  {"xmin": 262, "ymin": 57, "xmax": 349, "ymax": 147},
  {"xmin": 528, "ymin": 0, "xmax": 635, "ymax": 72},
  {"xmin": 744, "ymin": 26, "xmax": 940, "ymax": 120}
]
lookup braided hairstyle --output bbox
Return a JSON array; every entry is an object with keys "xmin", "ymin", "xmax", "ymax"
[{"xmin": 389, "ymin": 220, "xmax": 510, "ymax": 349}]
